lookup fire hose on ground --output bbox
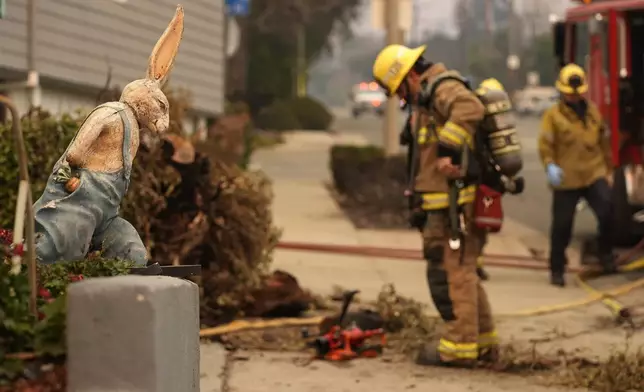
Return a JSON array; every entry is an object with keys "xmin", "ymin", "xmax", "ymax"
[{"xmin": 200, "ymin": 239, "xmax": 644, "ymax": 337}]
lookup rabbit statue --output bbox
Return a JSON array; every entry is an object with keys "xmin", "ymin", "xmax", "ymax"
[{"xmin": 32, "ymin": 5, "xmax": 185, "ymax": 265}]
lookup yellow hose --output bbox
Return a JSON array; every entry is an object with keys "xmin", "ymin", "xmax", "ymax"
[
  {"xmin": 502, "ymin": 275, "xmax": 644, "ymax": 318},
  {"xmin": 199, "ymin": 258, "xmax": 644, "ymax": 337},
  {"xmin": 569, "ymin": 257, "xmax": 644, "ymax": 320},
  {"xmin": 499, "ymin": 257, "xmax": 644, "ymax": 318},
  {"xmin": 574, "ymin": 276, "xmax": 625, "ymax": 317},
  {"xmin": 200, "ymin": 316, "xmax": 326, "ymax": 337},
  {"xmin": 620, "ymin": 257, "xmax": 644, "ymax": 272}
]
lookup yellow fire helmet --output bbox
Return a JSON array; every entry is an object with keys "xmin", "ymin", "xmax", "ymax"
[
  {"xmin": 479, "ymin": 78, "xmax": 505, "ymax": 92},
  {"xmin": 555, "ymin": 63, "xmax": 588, "ymax": 94},
  {"xmin": 372, "ymin": 44, "xmax": 426, "ymax": 96}
]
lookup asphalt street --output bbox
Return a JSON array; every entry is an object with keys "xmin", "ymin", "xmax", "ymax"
[{"xmin": 331, "ymin": 110, "xmax": 597, "ymax": 238}]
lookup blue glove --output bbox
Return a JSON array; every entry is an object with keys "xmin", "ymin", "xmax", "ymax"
[{"xmin": 546, "ymin": 163, "xmax": 563, "ymax": 186}]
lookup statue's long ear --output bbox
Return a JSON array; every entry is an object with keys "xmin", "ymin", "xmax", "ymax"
[{"xmin": 146, "ymin": 5, "xmax": 184, "ymax": 87}]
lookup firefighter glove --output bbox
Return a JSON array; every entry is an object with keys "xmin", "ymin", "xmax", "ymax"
[{"xmin": 546, "ymin": 163, "xmax": 563, "ymax": 187}]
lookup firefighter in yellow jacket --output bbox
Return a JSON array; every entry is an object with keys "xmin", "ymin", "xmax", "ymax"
[
  {"xmin": 373, "ymin": 44, "xmax": 498, "ymax": 367},
  {"xmin": 538, "ymin": 64, "xmax": 617, "ymax": 287}
]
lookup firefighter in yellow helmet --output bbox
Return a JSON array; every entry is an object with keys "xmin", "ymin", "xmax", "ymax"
[
  {"xmin": 538, "ymin": 63, "xmax": 616, "ymax": 287},
  {"xmin": 373, "ymin": 44, "xmax": 498, "ymax": 368}
]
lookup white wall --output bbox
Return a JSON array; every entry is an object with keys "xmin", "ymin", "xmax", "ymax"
[
  {"xmin": 0, "ymin": 0, "xmax": 224, "ymax": 115},
  {"xmin": 7, "ymin": 87, "xmax": 95, "ymax": 117},
  {"xmin": 7, "ymin": 86, "xmax": 207, "ymax": 136}
]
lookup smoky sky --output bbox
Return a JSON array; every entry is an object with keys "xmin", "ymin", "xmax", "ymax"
[{"xmin": 352, "ymin": 0, "xmax": 577, "ymax": 37}]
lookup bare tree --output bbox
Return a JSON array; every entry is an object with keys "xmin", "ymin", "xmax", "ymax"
[
  {"xmin": 253, "ymin": 0, "xmax": 359, "ymax": 97},
  {"xmin": 96, "ymin": 56, "xmax": 121, "ymax": 105},
  {"xmin": 520, "ymin": 0, "xmax": 552, "ymax": 40},
  {"xmin": 454, "ymin": 0, "xmax": 473, "ymax": 72}
]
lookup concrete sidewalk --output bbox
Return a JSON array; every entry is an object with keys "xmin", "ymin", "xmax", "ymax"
[
  {"xmin": 200, "ymin": 131, "xmax": 644, "ymax": 392},
  {"xmin": 253, "ymin": 131, "xmax": 581, "ymax": 264},
  {"xmin": 217, "ymin": 349, "xmax": 582, "ymax": 392},
  {"xmin": 252, "ymin": 131, "xmax": 605, "ymax": 324}
]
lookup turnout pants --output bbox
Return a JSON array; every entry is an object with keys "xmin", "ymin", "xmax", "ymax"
[
  {"xmin": 549, "ymin": 178, "xmax": 612, "ymax": 275},
  {"xmin": 421, "ymin": 204, "xmax": 497, "ymax": 363},
  {"xmin": 477, "ymin": 231, "xmax": 488, "ymax": 269}
]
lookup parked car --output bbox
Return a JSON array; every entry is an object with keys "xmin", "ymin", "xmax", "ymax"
[
  {"xmin": 514, "ymin": 87, "xmax": 559, "ymax": 117},
  {"xmin": 349, "ymin": 82, "xmax": 387, "ymax": 118}
]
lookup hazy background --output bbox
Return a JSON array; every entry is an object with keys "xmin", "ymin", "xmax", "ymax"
[
  {"xmin": 309, "ymin": 0, "xmax": 579, "ymax": 106},
  {"xmin": 352, "ymin": 0, "xmax": 574, "ymax": 37}
]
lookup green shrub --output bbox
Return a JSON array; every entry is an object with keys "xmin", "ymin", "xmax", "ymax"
[
  {"xmin": 225, "ymin": 101, "xmax": 251, "ymax": 115},
  {"xmin": 0, "ymin": 110, "xmax": 82, "ymax": 229},
  {"xmin": 256, "ymin": 101, "xmax": 301, "ymax": 131},
  {"xmin": 0, "ymin": 89, "xmax": 281, "ymax": 330},
  {"xmin": 250, "ymin": 131, "xmax": 284, "ymax": 150},
  {"xmin": 330, "ymin": 145, "xmax": 386, "ymax": 193},
  {"xmin": 0, "ymin": 246, "xmax": 134, "ymax": 384},
  {"xmin": 288, "ymin": 96, "xmax": 333, "ymax": 131},
  {"xmin": 329, "ymin": 144, "xmax": 408, "ymax": 228},
  {"xmin": 225, "ymin": 100, "xmax": 255, "ymax": 169}
]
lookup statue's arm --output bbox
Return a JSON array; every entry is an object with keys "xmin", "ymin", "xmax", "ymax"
[{"xmin": 66, "ymin": 107, "xmax": 122, "ymax": 167}]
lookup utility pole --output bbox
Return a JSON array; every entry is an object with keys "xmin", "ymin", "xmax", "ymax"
[
  {"xmin": 223, "ymin": 9, "xmax": 229, "ymax": 100},
  {"xmin": 383, "ymin": 0, "xmax": 400, "ymax": 156},
  {"xmin": 484, "ymin": 0, "xmax": 493, "ymax": 38},
  {"xmin": 411, "ymin": 0, "xmax": 419, "ymax": 44},
  {"xmin": 506, "ymin": 0, "xmax": 519, "ymax": 93},
  {"xmin": 26, "ymin": 0, "xmax": 40, "ymax": 108},
  {"xmin": 296, "ymin": 22, "xmax": 306, "ymax": 97}
]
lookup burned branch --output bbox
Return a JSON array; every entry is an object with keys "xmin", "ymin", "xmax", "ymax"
[
  {"xmin": 255, "ymin": 0, "xmax": 355, "ymax": 35},
  {"xmin": 96, "ymin": 56, "xmax": 122, "ymax": 105}
]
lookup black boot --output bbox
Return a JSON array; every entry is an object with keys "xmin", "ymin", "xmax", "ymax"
[
  {"xmin": 477, "ymin": 267, "xmax": 490, "ymax": 281},
  {"xmin": 478, "ymin": 346, "xmax": 499, "ymax": 365},
  {"xmin": 550, "ymin": 273, "xmax": 566, "ymax": 287},
  {"xmin": 599, "ymin": 254, "xmax": 618, "ymax": 275}
]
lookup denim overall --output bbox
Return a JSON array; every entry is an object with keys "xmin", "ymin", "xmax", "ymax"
[{"xmin": 33, "ymin": 103, "xmax": 147, "ymax": 265}]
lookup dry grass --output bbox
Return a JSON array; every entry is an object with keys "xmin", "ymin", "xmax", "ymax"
[
  {"xmin": 374, "ymin": 284, "xmax": 644, "ymax": 391},
  {"xmin": 206, "ymin": 283, "xmax": 644, "ymax": 391},
  {"xmin": 374, "ymin": 284, "xmax": 439, "ymax": 355},
  {"xmin": 553, "ymin": 345, "xmax": 644, "ymax": 392},
  {"xmin": 219, "ymin": 326, "xmax": 314, "ymax": 353}
]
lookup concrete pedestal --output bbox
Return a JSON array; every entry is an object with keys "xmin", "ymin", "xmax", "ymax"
[{"xmin": 67, "ymin": 275, "xmax": 200, "ymax": 392}]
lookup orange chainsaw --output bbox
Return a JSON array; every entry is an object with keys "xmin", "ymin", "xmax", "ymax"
[{"xmin": 302, "ymin": 290, "xmax": 386, "ymax": 361}]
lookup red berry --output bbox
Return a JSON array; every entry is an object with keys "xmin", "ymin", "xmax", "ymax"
[
  {"xmin": 0, "ymin": 228, "xmax": 12, "ymax": 244},
  {"xmin": 38, "ymin": 287, "xmax": 52, "ymax": 299},
  {"xmin": 11, "ymin": 243, "xmax": 23, "ymax": 257},
  {"xmin": 69, "ymin": 274, "xmax": 84, "ymax": 282},
  {"xmin": 38, "ymin": 311, "xmax": 45, "ymax": 320}
]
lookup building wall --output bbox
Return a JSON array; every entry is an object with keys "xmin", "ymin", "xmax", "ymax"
[
  {"xmin": 8, "ymin": 87, "xmax": 94, "ymax": 116},
  {"xmin": 0, "ymin": 0, "xmax": 224, "ymax": 115},
  {"xmin": 7, "ymin": 86, "xmax": 203, "ymax": 134}
]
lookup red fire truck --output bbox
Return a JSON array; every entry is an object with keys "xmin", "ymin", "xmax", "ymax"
[{"xmin": 554, "ymin": 0, "xmax": 644, "ymax": 244}]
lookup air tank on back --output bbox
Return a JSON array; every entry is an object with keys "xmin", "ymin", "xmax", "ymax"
[{"xmin": 476, "ymin": 87, "xmax": 523, "ymax": 178}]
